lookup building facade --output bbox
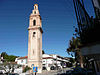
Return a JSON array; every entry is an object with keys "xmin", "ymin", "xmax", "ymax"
[
  {"xmin": 42, "ymin": 54, "xmax": 69, "ymax": 71},
  {"xmin": 81, "ymin": 43, "xmax": 100, "ymax": 75},
  {"xmin": 15, "ymin": 54, "xmax": 70, "ymax": 71},
  {"xmin": 28, "ymin": 4, "xmax": 43, "ymax": 73},
  {"xmin": 15, "ymin": 56, "xmax": 28, "ymax": 66}
]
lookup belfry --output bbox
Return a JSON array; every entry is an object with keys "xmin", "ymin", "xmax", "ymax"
[{"xmin": 28, "ymin": 4, "xmax": 43, "ymax": 73}]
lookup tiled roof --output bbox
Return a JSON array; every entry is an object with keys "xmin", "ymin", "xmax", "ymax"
[
  {"xmin": 18, "ymin": 56, "xmax": 55, "ymax": 60},
  {"xmin": 18, "ymin": 56, "xmax": 28, "ymax": 59}
]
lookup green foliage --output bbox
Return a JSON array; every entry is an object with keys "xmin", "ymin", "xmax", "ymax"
[
  {"xmin": 23, "ymin": 66, "xmax": 31, "ymax": 73},
  {"xmin": 67, "ymin": 37, "xmax": 81, "ymax": 57},
  {"xmin": 67, "ymin": 37, "xmax": 84, "ymax": 68},
  {"xmin": 1, "ymin": 52, "xmax": 18, "ymax": 62},
  {"xmin": 7, "ymin": 55, "xmax": 18, "ymax": 62},
  {"xmin": 1, "ymin": 52, "xmax": 7, "ymax": 57},
  {"xmin": 69, "ymin": 58, "xmax": 75, "ymax": 63}
]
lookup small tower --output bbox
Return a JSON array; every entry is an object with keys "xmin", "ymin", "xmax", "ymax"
[{"xmin": 28, "ymin": 4, "xmax": 43, "ymax": 73}]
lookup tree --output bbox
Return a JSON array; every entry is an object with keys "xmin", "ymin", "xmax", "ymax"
[
  {"xmin": 67, "ymin": 37, "xmax": 83, "ymax": 68},
  {"xmin": 1, "ymin": 52, "xmax": 8, "ymax": 58},
  {"xmin": 7, "ymin": 55, "xmax": 18, "ymax": 62},
  {"xmin": 1, "ymin": 52, "xmax": 18, "ymax": 62},
  {"xmin": 69, "ymin": 58, "xmax": 75, "ymax": 64}
]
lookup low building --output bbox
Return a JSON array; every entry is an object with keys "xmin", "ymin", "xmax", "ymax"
[
  {"xmin": 42, "ymin": 54, "xmax": 55, "ymax": 71},
  {"xmin": 15, "ymin": 54, "xmax": 70, "ymax": 71},
  {"xmin": 15, "ymin": 56, "xmax": 28, "ymax": 66},
  {"xmin": 42, "ymin": 54, "xmax": 69, "ymax": 71}
]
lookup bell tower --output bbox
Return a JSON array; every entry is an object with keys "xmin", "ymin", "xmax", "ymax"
[{"xmin": 28, "ymin": 4, "xmax": 43, "ymax": 73}]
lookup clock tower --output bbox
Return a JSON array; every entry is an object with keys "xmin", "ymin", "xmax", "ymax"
[{"xmin": 28, "ymin": 4, "xmax": 43, "ymax": 73}]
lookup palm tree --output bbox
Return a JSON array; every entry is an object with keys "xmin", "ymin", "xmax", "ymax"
[{"xmin": 67, "ymin": 37, "xmax": 84, "ymax": 68}]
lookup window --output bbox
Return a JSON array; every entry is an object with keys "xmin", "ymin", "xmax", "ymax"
[
  {"xmin": 35, "ymin": 6, "xmax": 36, "ymax": 9},
  {"xmin": 43, "ymin": 61, "xmax": 45, "ymax": 62},
  {"xmin": 34, "ymin": 11, "xmax": 36, "ymax": 14},
  {"xmin": 33, "ymin": 32, "xmax": 36, "ymax": 37},
  {"xmin": 33, "ymin": 20, "xmax": 36, "ymax": 26}
]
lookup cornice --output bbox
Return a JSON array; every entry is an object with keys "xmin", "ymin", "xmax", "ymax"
[{"xmin": 28, "ymin": 27, "xmax": 43, "ymax": 33}]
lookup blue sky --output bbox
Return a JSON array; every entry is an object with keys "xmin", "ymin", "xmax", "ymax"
[{"xmin": 0, "ymin": 0, "xmax": 95, "ymax": 57}]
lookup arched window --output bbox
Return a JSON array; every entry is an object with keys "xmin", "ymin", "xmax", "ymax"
[
  {"xmin": 33, "ymin": 20, "xmax": 36, "ymax": 26},
  {"xmin": 35, "ymin": 6, "xmax": 36, "ymax": 9},
  {"xmin": 33, "ymin": 32, "xmax": 36, "ymax": 37}
]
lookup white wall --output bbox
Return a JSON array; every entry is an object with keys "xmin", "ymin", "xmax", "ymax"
[{"xmin": 15, "ymin": 58, "xmax": 27, "ymax": 66}]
